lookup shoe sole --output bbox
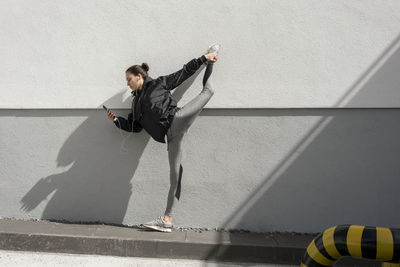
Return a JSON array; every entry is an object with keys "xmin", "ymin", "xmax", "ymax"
[
  {"xmin": 142, "ymin": 224, "xmax": 172, "ymax": 233},
  {"xmin": 207, "ymin": 44, "xmax": 221, "ymax": 54}
]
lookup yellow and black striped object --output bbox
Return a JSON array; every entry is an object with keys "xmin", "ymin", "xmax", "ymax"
[{"xmin": 300, "ymin": 225, "xmax": 400, "ymax": 267}]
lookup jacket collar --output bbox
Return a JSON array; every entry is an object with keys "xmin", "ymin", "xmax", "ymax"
[{"xmin": 131, "ymin": 76, "xmax": 153, "ymax": 97}]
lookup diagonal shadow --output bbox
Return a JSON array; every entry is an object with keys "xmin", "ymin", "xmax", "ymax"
[{"xmin": 205, "ymin": 34, "xmax": 400, "ymax": 266}]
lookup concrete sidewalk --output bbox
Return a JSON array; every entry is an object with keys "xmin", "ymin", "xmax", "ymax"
[
  {"xmin": 0, "ymin": 250, "xmax": 298, "ymax": 267},
  {"xmin": 0, "ymin": 219, "xmax": 381, "ymax": 266}
]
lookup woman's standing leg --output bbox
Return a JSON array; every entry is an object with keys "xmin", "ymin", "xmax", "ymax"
[
  {"xmin": 164, "ymin": 132, "xmax": 184, "ymax": 217},
  {"xmin": 163, "ymin": 62, "xmax": 215, "ymax": 220}
]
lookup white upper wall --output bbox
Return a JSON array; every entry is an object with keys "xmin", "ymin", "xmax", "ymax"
[{"xmin": 1, "ymin": 0, "xmax": 400, "ymax": 109}]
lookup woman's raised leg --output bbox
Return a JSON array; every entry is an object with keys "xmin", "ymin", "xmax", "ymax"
[{"xmin": 171, "ymin": 63, "xmax": 215, "ymax": 133}]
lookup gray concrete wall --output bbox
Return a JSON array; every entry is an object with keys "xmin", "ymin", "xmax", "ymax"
[
  {"xmin": 1, "ymin": 1, "xmax": 400, "ymax": 233},
  {"xmin": 1, "ymin": 108, "xmax": 400, "ymax": 233},
  {"xmin": 1, "ymin": 0, "xmax": 400, "ymax": 108}
]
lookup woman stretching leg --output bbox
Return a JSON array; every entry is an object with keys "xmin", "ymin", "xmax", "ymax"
[{"xmin": 108, "ymin": 44, "xmax": 221, "ymax": 233}]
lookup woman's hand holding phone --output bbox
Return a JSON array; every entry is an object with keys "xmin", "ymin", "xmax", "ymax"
[{"xmin": 103, "ymin": 105, "xmax": 117, "ymax": 122}]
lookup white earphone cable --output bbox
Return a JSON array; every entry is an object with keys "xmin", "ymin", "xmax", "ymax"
[
  {"xmin": 115, "ymin": 116, "xmax": 134, "ymax": 155},
  {"xmin": 115, "ymin": 79, "xmax": 140, "ymax": 154}
]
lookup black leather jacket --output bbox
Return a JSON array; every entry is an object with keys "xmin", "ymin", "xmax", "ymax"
[{"xmin": 114, "ymin": 55, "xmax": 207, "ymax": 143}]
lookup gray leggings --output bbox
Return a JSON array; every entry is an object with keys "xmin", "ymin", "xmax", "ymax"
[{"xmin": 164, "ymin": 63, "xmax": 215, "ymax": 216}]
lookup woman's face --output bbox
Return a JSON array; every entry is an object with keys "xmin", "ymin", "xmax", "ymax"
[{"xmin": 126, "ymin": 72, "xmax": 141, "ymax": 91}]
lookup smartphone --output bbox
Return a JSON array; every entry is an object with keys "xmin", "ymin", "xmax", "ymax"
[{"xmin": 103, "ymin": 105, "xmax": 115, "ymax": 120}]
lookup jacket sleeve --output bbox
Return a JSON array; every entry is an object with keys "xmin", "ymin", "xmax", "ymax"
[
  {"xmin": 161, "ymin": 55, "xmax": 207, "ymax": 91},
  {"xmin": 113, "ymin": 112, "xmax": 143, "ymax": 132}
]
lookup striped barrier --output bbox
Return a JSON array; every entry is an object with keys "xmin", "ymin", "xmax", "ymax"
[{"xmin": 301, "ymin": 225, "xmax": 400, "ymax": 267}]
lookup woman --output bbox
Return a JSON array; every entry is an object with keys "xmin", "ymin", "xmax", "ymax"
[{"xmin": 106, "ymin": 44, "xmax": 220, "ymax": 232}]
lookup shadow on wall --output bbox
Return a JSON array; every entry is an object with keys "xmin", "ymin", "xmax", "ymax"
[
  {"xmin": 205, "ymin": 35, "xmax": 400, "ymax": 263},
  {"xmin": 18, "ymin": 65, "xmax": 205, "ymax": 224}
]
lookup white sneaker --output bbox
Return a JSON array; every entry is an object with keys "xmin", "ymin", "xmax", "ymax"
[
  {"xmin": 206, "ymin": 43, "xmax": 221, "ymax": 54},
  {"xmin": 141, "ymin": 216, "xmax": 172, "ymax": 233}
]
